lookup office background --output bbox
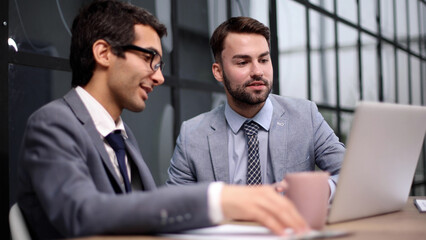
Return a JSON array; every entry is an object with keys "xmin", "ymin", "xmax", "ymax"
[{"xmin": 1, "ymin": 0, "xmax": 425, "ymax": 238}]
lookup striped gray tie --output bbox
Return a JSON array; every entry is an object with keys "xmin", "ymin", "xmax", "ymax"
[{"xmin": 243, "ymin": 121, "xmax": 262, "ymax": 185}]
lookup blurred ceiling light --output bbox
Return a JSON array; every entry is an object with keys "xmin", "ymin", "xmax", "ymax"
[{"xmin": 8, "ymin": 38, "xmax": 18, "ymax": 52}]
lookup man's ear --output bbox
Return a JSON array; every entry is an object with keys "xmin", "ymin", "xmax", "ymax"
[
  {"xmin": 212, "ymin": 62, "xmax": 224, "ymax": 83},
  {"xmin": 92, "ymin": 39, "xmax": 113, "ymax": 67}
]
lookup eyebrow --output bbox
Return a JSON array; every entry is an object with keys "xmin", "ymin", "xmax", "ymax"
[
  {"xmin": 232, "ymin": 51, "xmax": 270, "ymax": 60},
  {"xmin": 149, "ymin": 47, "xmax": 161, "ymax": 55},
  {"xmin": 146, "ymin": 47, "xmax": 162, "ymax": 57},
  {"xmin": 133, "ymin": 45, "xmax": 162, "ymax": 57}
]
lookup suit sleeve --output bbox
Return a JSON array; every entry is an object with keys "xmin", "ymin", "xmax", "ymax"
[
  {"xmin": 18, "ymin": 104, "xmax": 212, "ymax": 238},
  {"xmin": 310, "ymin": 101, "xmax": 345, "ymax": 176},
  {"xmin": 166, "ymin": 121, "xmax": 198, "ymax": 185}
]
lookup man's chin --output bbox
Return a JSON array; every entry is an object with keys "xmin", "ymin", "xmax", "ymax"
[
  {"xmin": 248, "ymin": 92, "xmax": 269, "ymax": 105},
  {"xmin": 247, "ymin": 99, "xmax": 267, "ymax": 105},
  {"xmin": 128, "ymin": 104, "xmax": 146, "ymax": 113},
  {"xmin": 235, "ymin": 95, "xmax": 268, "ymax": 106}
]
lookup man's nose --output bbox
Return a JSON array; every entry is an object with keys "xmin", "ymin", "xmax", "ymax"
[
  {"xmin": 250, "ymin": 62, "xmax": 264, "ymax": 79},
  {"xmin": 152, "ymin": 69, "xmax": 165, "ymax": 86}
]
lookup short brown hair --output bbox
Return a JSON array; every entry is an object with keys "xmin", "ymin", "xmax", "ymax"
[
  {"xmin": 70, "ymin": 0, "xmax": 167, "ymax": 87},
  {"xmin": 209, "ymin": 17, "xmax": 270, "ymax": 63}
]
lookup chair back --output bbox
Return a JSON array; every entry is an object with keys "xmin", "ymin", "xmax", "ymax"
[{"xmin": 9, "ymin": 203, "xmax": 31, "ymax": 240}]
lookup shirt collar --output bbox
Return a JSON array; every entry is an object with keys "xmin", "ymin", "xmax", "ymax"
[
  {"xmin": 224, "ymin": 97, "xmax": 273, "ymax": 134},
  {"xmin": 75, "ymin": 86, "xmax": 127, "ymax": 139}
]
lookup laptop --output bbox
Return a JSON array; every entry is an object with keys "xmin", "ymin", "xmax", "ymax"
[{"xmin": 327, "ymin": 101, "xmax": 426, "ymax": 224}]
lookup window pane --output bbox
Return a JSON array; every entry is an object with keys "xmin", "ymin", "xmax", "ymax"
[
  {"xmin": 207, "ymin": 0, "xmax": 227, "ymax": 36},
  {"xmin": 176, "ymin": 0, "xmax": 215, "ymax": 83},
  {"xmin": 361, "ymin": 34, "xmax": 378, "ymax": 102},
  {"xmin": 397, "ymin": 50, "xmax": 409, "ymax": 104},
  {"xmin": 396, "ymin": 0, "xmax": 408, "ymax": 47},
  {"xmin": 248, "ymin": 0, "xmax": 269, "ymax": 26},
  {"xmin": 309, "ymin": 0, "xmax": 334, "ymax": 13},
  {"xmin": 360, "ymin": 0, "xmax": 377, "ymax": 33},
  {"xmin": 278, "ymin": 0, "xmax": 306, "ymax": 51},
  {"xmin": 410, "ymin": 57, "xmax": 421, "ymax": 106},
  {"xmin": 310, "ymin": 11, "xmax": 336, "ymax": 106},
  {"xmin": 421, "ymin": 3, "xmax": 426, "ymax": 58},
  {"xmin": 310, "ymin": 12, "xmax": 335, "ymax": 50},
  {"xmin": 311, "ymin": 49, "xmax": 336, "ymax": 106},
  {"xmin": 337, "ymin": 0, "xmax": 357, "ymax": 23},
  {"xmin": 338, "ymin": 23, "xmax": 359, "ymax": 108},
  {"xmin": 408, "ymin": 0, "xmax": 420, "ymax": 55},
  {"xmin": 279, "ymin": 53, "xmax": 307, "ymax": 99},
  {"xmin": 340, "ymin": 112, "xmax": 355, "ymax": 145},
  {"xmin": 423, "ymin": 61, "xmax": 426, "ymax": 101},
  {"xmin": 382, "ymin": 43, "xmax": 396, "ymax": 103},
  {"xmin": 380, "ymin": 0, "xmax": 394, "ymax": 40},
  {"xmin": 278, "ymin": 0, "xmax": 307, "ymax": 99}
]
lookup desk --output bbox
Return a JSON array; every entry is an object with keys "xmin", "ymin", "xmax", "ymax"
[
  {"xmin": 73, "ymin": 197, "xmax": 426, "ymax": 240},
  {"xmin": 324, "ymin": 196, "xmax": 426, "ymax": 239}
]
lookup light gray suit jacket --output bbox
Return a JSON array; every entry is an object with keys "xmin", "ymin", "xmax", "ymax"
[
  {"xmin": 17, "ymin": 89, "xmax": 211, "ymax": 239},
  {"xmin": 167, "ymin": 94, "xmax": 345, "ymax": 185}
]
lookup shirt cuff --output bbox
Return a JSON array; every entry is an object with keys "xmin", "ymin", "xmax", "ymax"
[
  {"xmin": 328, "ymin": 178, "xmax": 336, "ymax": 203},
  {"xmin": 207, "ymin": 181, "xmax": 225, "ymax": 224}
]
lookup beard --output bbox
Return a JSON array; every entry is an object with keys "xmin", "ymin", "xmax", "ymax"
[{"xmin": 222, "ymin": 70, "xmax": 271, "ymax": 105}]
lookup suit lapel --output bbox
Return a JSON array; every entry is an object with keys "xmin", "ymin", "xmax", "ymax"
[
  {"xmin": 63, "ymin": 89, "xmax": 126, "ymax": 193},
  {"xmin": 124, "ymin": 139, "xmax": 156, "ymax": 191},
  {"xmin": 268, "ymin": 97, "xmax": 288, "ymax": 182},
  {"xmin": 207, "ymin": 107, "xmax": 230, "ymax": 183}
]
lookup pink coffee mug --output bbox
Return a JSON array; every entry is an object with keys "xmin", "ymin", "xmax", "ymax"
[{"xmin": 285, "ymin": 171, "xmax": 330, "ymax": 230}]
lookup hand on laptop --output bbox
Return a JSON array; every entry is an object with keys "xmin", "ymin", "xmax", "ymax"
[{"xmin": 220, "ymin": 185, "xmax": 310, "ymax": 236}]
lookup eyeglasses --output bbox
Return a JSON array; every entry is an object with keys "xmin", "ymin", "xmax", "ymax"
[{"xmin": 120, "ymin": 45, "xmax": 164, "ymax": 72}]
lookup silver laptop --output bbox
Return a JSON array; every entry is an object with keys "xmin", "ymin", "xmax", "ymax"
[{"xmin": 327, "ymin": 101, "xmax": 426, "ymax": 224}]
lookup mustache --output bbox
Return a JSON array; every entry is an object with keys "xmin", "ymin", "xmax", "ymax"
[{"xmin": 243, "ymin": 78, "xmax": 269, "ymax": 88}]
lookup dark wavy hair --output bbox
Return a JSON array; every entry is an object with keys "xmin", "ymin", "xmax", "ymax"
[
  {"xmin": 70, "ymin": 0, "xmax": 167, "ymax": 87},
  {"xmin": 209, "ymin": 17, "xmax": 270, "ymax": 63}
]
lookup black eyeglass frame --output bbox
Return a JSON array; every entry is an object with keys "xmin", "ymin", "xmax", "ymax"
[{"xmin": 119, "ymin": 44, "xmax": 164, "ymax": 72}]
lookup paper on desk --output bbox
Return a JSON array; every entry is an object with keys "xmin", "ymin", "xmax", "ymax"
[
  {"xmin": 161, "ymin": 224, "xmax": 348, "ymax": 240},
  {"xmin": 414, "ymin": 199, "xmax": 426, "ymax": 212}
]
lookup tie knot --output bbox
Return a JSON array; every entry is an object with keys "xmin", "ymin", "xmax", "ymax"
[
  {"xmin": 105, "ymin": 130, "xmax": 125, "ymax": 151},
  {"xmin": 243, "ymin": 121, "xmax": 260, "ymax": 136}
]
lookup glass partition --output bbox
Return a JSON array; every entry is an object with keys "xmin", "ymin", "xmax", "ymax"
[
  {"xmin": 277, "ymin": 0, "xmax": 307, "ymax": 99},
  {"xmin": 310, "ymin": 11, "xmax": 336, "ymax": 106},
  {"xmin": 338, "ymin": 23, "xmax": 358, "ymax": 108},
  {"xmin": 361, "ymin": 34, "xmax": 378, "ymax": 102}
]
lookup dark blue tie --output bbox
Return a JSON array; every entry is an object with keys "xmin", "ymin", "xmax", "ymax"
[{"xmin": 105, "ymin": 130, "xmax": 132, "ymax": 193}]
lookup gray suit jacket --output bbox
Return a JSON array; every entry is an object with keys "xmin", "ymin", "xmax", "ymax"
[
  {"xmin": 167, "ymin": 94, "xmax": 344, "ymax": 185},
  {"xmin": 17, "ymin": 89, "xmax": 211, "ymax": 239}
]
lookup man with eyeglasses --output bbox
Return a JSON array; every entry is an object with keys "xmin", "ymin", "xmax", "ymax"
[{"xmin": 16, "ymin": 1, "xmax": 308, "ymax": 239}]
